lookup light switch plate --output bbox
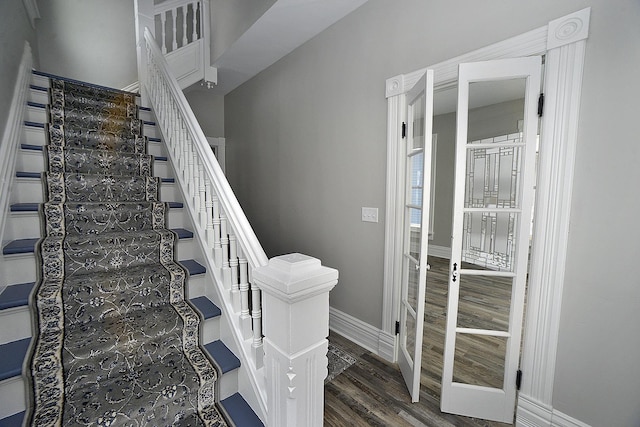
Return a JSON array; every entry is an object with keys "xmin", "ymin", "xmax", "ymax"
[{"xmin": 362, "ymin": 207, "xmax": 378, "ymax": 223}]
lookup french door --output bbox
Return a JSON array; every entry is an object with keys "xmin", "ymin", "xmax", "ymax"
[
  {"xmin": 440, "ymin": 57, "xmax": 542, "ymax": 422},
  {"xmin": 398, "ymin": 69, "xmax": 434, "ymax": 402}
]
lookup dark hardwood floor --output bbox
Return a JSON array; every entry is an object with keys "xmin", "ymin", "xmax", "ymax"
[{"xmin": 325, "ymin": 256, "xmax": 514, "ymax": 427}]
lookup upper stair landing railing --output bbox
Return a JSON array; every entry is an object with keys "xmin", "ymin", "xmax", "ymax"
[{"xmin": 136, "ymin": 0, "xmax": 217, "ymax": 90}]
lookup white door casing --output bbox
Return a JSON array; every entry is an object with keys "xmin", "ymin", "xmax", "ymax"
[
  {"xmin": 397, "ymin": 70, "xmax": 435, "ymax": 402},
  {"xmin": 382, "ymin": 8, "xmax": 590, "ymax": 425}
]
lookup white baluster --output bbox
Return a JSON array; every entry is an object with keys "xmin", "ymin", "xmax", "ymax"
[
  {"xmin": 198, "ymin": 163, "xmax": 207, "ymax": 230},
  {"xmin": 182, "ymin": 6, "xmax": 188, "ymax": 47},
  {"xmin": 239, "ymin": 248, "xmax": 252, "ymax": 338},
  {"xmin": 160, "ymin": 12, "xmax": 167, "ymax": 54},
  {"xmin": 250, "ymin": 278, "xmax": 264, "ymax": 368},
  {"xmin": 220, "ymin": 214, "xmax": 231, "ymax": 288},
  {"xmin": 205, "ymin": 176, "xmax": 215, "ymax": 254},
  {"xmin": 172, "ymin": 9, "xmax": 178, "ymax": 51},
  {"xmin": 229, "ymin": 233, "xmax": 240, "ymax": 312},
  {"xmin": 191, "ymin": 2, "xmax": 198, "ymax": 41},
  {"xmin": 212, "ymin": 194, "xmax": 222, "ymax": 266}
]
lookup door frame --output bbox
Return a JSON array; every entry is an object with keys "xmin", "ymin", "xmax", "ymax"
[{"xmin": 381, "ymin": 8, "xmax": 590, "ymax": 424}]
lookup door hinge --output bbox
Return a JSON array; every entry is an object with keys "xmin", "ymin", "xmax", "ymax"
[
  {"xmin": 538, "ymin": 93, "xmax": 544, "ymax": 117},
  {"xmin": 516, "ymin": 369, "xmax": 523, "ymax": 390},
  {"xmin": 395, "ymin": 321, "xmax": 400, "ymax": 335},
  {"xmin": 401, "ymin": 122, "xmax": 407, "ymax": 139}
]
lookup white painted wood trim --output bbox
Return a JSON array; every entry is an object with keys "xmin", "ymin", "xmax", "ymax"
[
  {"xmin": 382, "ymin": 7, "xmax": 590, "ymax": 423},
  {"xmin": 518, "ymin": 38, "xmax": 588, "ymax": 406},
  {"xmin": 329, "ymin": 306, "xmax": 382, "ymax": 356},
  {"xmin": 121, "ymin": 81, "xmax": 140, "ymax": 93},
  {"xmin": 516, "ymin": 394, "xmax": 592, "ymax": 427},
  {"xmin": 22, "ymin": 0, "xmax": 40, "ymax": 28},
  {"xmin": 0, "ymin": 42, "xmax": 33, "ymax": 286}
]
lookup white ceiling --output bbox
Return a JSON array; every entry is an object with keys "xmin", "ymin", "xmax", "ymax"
[{"xmin": 208, "ymin": 0, "xmax": 369, "ymax": 95}]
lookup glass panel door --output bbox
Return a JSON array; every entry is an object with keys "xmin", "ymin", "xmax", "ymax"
[
  {"xmin": 398, "ymin": 69, "xmax": 434, "ymax": 402},
  {"xmin": 441, "ymin": 57, "xmax": 541, "ymax": 422}
]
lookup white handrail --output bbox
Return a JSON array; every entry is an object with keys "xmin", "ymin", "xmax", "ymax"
[{"xmin": 142, "ymin": 27, "xmax": 269, "ymax": 415}]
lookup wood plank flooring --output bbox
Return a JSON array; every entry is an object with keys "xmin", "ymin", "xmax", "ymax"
[{"xmin": 325, "ymin": 256, "xmax": 515, "ymax": 426}]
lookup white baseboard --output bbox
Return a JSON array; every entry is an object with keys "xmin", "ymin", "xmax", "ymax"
[
  {"xmin": 517, "ymin": 395, "xmax": 591, "ymax": 427},
  {"xmin": 428, "ymin": 245, "xmax": 451, "ymax": 259},
  {"xmin": 329, "ymin": 307, "xmax": 381, "ymax": 356}
]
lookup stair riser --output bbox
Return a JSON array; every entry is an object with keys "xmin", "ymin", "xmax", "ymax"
[
  {"xmin": 0, "ymin": 376, "xmax": 26, "ymax": 420},
  {"xmin": 29, "ymin": 88, "xmax": 48, "ymax": 105},
  {"xmin": 3, "ymin": 254, "xmax": 36, "ymax": 284},
  {"xmin": 26, "ymin": 106, "xmax": 46, "ymax": 123},
  {"xmin": 0, "ymin": 306, "xmax": 31, "ymax": 345},
  {"xmin": 3, "ymin": 213, "xmax": 40, "ymax": 243},
  {"xmin": 219, "ymin": 369, "xmax": 239, "ymax": 401}
]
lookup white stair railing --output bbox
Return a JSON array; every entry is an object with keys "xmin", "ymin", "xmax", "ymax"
[
  {"xmin": 141, "ymin": 26, "xmax": 339, "ymax": 427},
  {"xmin": 142, "ymin": 26, "xmax": 270, "ymax": 412}
]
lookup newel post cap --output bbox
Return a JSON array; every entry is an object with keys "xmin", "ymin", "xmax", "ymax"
[{"xmin": 253, "ymin": 253, "xmax": 338, "ymax": 302}]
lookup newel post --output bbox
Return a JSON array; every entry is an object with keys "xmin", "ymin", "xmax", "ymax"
[{"xmin": 253, "ymin": 253, "xmax": 338, "ymax": 427}]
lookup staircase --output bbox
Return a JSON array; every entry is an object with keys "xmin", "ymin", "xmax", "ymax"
[{"xmin": 0, "ymin": 71, "xmax": 262, "ymax": 426}]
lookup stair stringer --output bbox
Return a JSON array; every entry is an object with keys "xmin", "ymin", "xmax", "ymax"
[
  {"xmin": 0, "ymin": 42, "xmax": 33, "ymax": 287},
  {"xmin": 150, "ymin": 115, "xmax": 267, "ymax": 423}
]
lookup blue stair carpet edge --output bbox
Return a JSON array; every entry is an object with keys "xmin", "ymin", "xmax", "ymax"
[
  {"xmin": 2, "ymin": 238, "xmax": 39, "ymax": 255},
  {"xmin": 220, "ymin": 393, "xmax": 265, "ymax": 427},
  {"xmin": 10, "ymin": 203, "xmax": 40, "ymax": 212},
  {"xmin": 148, "ymin": 137, "xmax": 161, "ymax": 142},
  {"xmin": 21, "ymin": 144, "xmax": 44, "ymax": 151},
  {"xmin": 190, "ymin": 296, "xmax": 221, "ymax": 320},
  {"xmin": 155, "ymin": 155, "xmax": 168, "ymax": 161},
  {"xmin": 180, "ymin": 259, "xmax": 206, "ymax": 276},
  {"xmin": 0, "ymin": 282, "xmax": 35, "ymax": 310},
  {"xmin": 24, "ymin": 121, "xmax": 45, "ymax": 129},
  {"xmin": 173, "ymin": 228, "xmax": 194, "ymax": 239},
  {"xmin": 27, "ymin": 101, "xmax": 47, "ymax": 109},
  {"xmin": 204, "ymin": 341, "xmax": 241, "ymax": 374},
  {"xmin": 16, "ymin": 171, "xmax": 41, "ymax": 179},
  {"xmin": 0, "ymin": 411, "xmax": 25, "ymax": 427},
  {"xmin": 31, "ymin": 70, "xmax": 140, "ymax": 97},
  {"xmin": 0, "ymin": 338, "xmax": 30, "ymax": 382},
  {"xmin": 143, "ymin": 120, "xmax": 156, "ymax": 126},
  {"xmin": 30, "ymin": 84, "xmax": 48, "ymax": 92}
]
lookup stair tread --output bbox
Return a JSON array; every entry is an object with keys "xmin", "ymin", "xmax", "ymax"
[
  {"xmin": 32, "ymin": 70, "xmax": 139, "ymax": 96},
  {"xmin": 0, "ymin": 282, "xmax": 35, "ymax": 310},
  {"xmin": 21, "ymin": 143, "xmax": 44, "ymax": 151},
  {"xmin": 155, "ymin": 155, "xmax": 168, "ymax": 161},
  {"xmin": 24, "ymin": 121, "xmax": 45, "ymax": 128},
  {"xmin": 180, "ymin": 259, "xmax": 206, "ymax": 276},
  {"xmin": 0, "ymin": 338, "xmax": 30, "ymax": 382},
  {"xmin": 0, "ymin": 411, "xmax": 25, "ymax": 427},
  {"xmin": 190, "ymin": 296, "xmax": 221, "ymax": 320},
  {"xmin": 168, "ymin": 201, "xmax": 184, "ymax": 209},
  {"xmin": 27, "ymin": 101, "xmax": 47, "ymax": 109},
  {"xmin": 30, "ymin": 84, "xmax": 48, "ymax": 92},
  {"xmin": 204, "ymin": 340, "xmax": 240, "ymax": 374},
  {"xmin": 173, "ymin": 228, "xmax": 193, "ymax": 239},
  {"xmin": 2, "ymin": 238, "xmax": 39, "ymax": 255},
  {"xmin": 10, "ymin": 203, "xmax": 40, "ymax": 212},
  {"xmin": 16, "ymin": 171, "xmax": 41, "ymax": 179},
  {"xmin": 221, "ymin": 393, "xmax": 264, "ymax": 427}
]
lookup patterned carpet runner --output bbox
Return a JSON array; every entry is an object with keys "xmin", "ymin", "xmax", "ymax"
[{"xmin": 26, "ymin": 79, "xmax": 227, "ymax": 426}]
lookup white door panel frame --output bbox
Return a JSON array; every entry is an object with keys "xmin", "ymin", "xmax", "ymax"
[{"xmin": 382, "ymin": 8, "xmax": 590, "ymax": 424}]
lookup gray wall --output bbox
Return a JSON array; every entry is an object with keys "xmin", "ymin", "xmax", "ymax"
[
  {"xmin": 184, "ymin": 86, "xmax": 225, "ymax": 136},
  {"xmin": 0, "ymin": 0, "xmax": 38, "ymax": 141},
  {"xmin": 36, "ymin": 0, "xmax": 137, "ymax": 89},
  {"xmin": 210, "ymin": 0, "xmax": 276, "ymax": 63},
  {"xmin": 224, "ymin": 0, "xmax": 640, "ymax": 425}
]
